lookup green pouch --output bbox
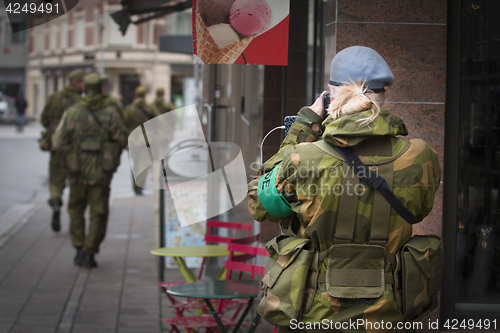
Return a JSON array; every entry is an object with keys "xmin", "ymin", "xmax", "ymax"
[
  {"xmin": 80, "ymin": 136, "xmax": 101, "ymax": 152},
  {"xmin": 65, "ymin": 148, "xmax": 80, "ymax": 172},
  {"xmin": 326, "ymin": 244, "xmax": 389, "ymax": 299},
  {"xmin": 102, "ymin": 142, "xmax": 122, "ymax": 172},
  {"xmin": 38, "ymin": 130, "xmax": 51, "ymax": 151},
  {"xmin": 258, "ymin": 235, "xmax": 314, "ymax": 326},
  {"xmin": 400, "ymin": 235, "xmax": 444, "ymax": 321}
]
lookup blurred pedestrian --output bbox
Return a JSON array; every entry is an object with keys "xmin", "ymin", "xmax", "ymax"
[
  {"xmin": 52, "ymin": 73, "xmax": 128, "ymax": 268},
  {"xmin": 15, "ymin": 92, "xmax": 28, "ymax": 133},
  {"xmin": 150, "ymin": 87, "xmax": 178, "ymax": 143},
  {"xmin": 150, "ymin": 87, "xmax": 176, "ymax": 115},
  {"xmin": 40, "ymin": 69, "xmax": 84, "ymax": 232},
  {"xmin": 123, "ymin": 86, "xmax": 159, "ymax": 195}
]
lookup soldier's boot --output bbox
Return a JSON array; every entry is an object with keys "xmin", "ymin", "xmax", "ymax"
[
  {"xmin": 82, "ymin": 253, "xmax": 98, "ymax": 269},
  {"xmin": 51, "ymin": 201, "xmax": 61, "ymax": 232},
  {"xmin": 73, "ymin": 247, "xmax": 84, "ymax": 266}
]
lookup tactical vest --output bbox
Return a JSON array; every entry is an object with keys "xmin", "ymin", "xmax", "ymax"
[
  {"xmin": 65, "ymin": 104, "xmax": 122, "ymax": 174},
  {"xmin": 258, "ymin": 138, "xmax": 444, "ymax": 325}
]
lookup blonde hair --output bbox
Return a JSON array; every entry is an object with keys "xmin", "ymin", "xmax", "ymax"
[{"xmin": 327, "ymin": 80, "xmax": 386, "ymax": 126}]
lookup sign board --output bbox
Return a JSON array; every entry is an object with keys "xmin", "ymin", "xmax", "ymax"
[{"xmin": 192, "ymin": 0, "xmax": 290, "ymax": 65}]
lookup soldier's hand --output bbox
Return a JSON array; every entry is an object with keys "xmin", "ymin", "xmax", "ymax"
[{"xmin": 310, "ymin": 91, "xmax": 328, "ymax": 118}]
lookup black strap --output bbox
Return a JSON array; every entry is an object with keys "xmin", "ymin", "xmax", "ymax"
[
  {"xmin": 335, "ymin": 146, "xmax": 417, "ymax": 224},
  {"xmin": 86, "ymin": 107, "xmax": 104, "ymax": 128}
]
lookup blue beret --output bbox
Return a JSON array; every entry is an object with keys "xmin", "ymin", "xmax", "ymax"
[{"xmin": 329, "ymin": 46, "xmax": 394, "ymax": 92}]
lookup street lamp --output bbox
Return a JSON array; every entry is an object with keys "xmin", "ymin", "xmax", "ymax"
[{"xmin": 96, "ymin": 13, "xmax": 105, "ymax": 76}]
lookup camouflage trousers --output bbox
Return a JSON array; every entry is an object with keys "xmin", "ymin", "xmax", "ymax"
[
  {"xmin": 48, "ymin": 152, "xmax": 67, "ymax": 205},
  {"xmin": 68, "ymin": 183, "xmax": 110, "ymax": 254}
]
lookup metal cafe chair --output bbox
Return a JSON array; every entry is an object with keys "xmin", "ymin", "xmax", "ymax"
[
  {"xmin": 157, "ymin": 219, "xmax": 253, "ymax": 332},
  {"xmin": 162, "ymin": 234, "xmax": 269, "ymax": 332}
]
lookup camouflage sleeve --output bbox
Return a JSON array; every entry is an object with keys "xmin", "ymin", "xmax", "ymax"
[
  {"xmin": 149, "ymin": 104, "xmax": 161, "ymax": 117},
  {"xmin": 166, "ymin": 102, "xmax": 175, "ymax": 112},
  {"xmin": 41, "ymin": 93, "xmax": 56, "ymax": 128},
  {"xmin": 259, "ymin": 107, "xmax": 324, "ymax": 174},
  {"xmin": 149, "ymin": 103, "xmax": 159, "ymax": 116},
  {"xmin": 110, "ymin": 98, "xmax": 124, "ymax": 119},
  {"xmin": 416, "ymin": 143, "xmax": 442, "ymax": 222},
  {"xmin": 109, "ymin": 110, "xmax": 129, "ymax": 148},
  {"xmin": 123, "ymin": 106, "xmax": 133, "ymax": 129},
  {"xmin": 51, "ymin": 109, "xmax": 73, "ymax": 151},
  {"xmin": 247, "ymin": 106, "xmax": 322, "ymax": 224}
]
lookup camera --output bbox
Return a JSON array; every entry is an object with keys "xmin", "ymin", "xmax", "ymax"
[{"xmin": 323, "ymin": 92, "xmax": 331, "ymax": 119}]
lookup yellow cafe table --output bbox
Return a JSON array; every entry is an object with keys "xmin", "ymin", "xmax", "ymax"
[{"xmin": 151, "ymin": 245, "xmax": 230, "ymax": 282}]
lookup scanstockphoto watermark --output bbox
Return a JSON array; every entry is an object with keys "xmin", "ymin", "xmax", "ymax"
[
  {"xmin": 289, "ymin": 319, "xmax": 424, "ymax": 331},
  {"xmin": 2, "ymin": 0, "xmax": 80, "ymax": 33},
  {"xmin": 290, "ymin": 179, "xmax": 368, "ymax": 197},
  {"xmin": 249, "ymin": 159, "xmax": 380, "ymax": 180}
]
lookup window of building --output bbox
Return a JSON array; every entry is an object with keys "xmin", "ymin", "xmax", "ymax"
[
  {"xmin": 9, "ymin": 23, "xmax": 26, "ymax": 44},
  {"xmin": 37, "ymin": 26, "xmax": 44, "ymax": 53},
  {"xmin": 443, "ymin": 0, "xmax": 500, "ymax": 322},
  {"xmin": 75, "ymin": 16, "xmax": 84, "ymax": 50},
  {"xmin": 61, "ymin": 19, "xmax": 68, "ymax": 49},
  {"xmin": 107, "ymin": 14, "xmax": 135, "ymax": 47},
  {"xmin": 51, "ymin": 22, "xmax": 57, "ymax": 51},
  {"xmin": 45, "ymin": 76, "xmax": 50, "ymax": 98},
  {"xmin": 143, "ymin": 21, "xmax": 150, "ymax": 45},
  {"xmin": 164, "ymin": 10, "xmax": 191, "ymax": 35},
  {"xmin": 454, "ymin": 0, "xmax": 500, "ymax": 312}
]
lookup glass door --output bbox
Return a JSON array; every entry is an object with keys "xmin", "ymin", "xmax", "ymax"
[{"xmin": 454, "ymin": 0, "xmax": 500, "ymax": 313}]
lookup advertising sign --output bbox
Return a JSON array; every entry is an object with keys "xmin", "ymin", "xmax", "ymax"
[{"xmin": 192, "ymin": 0, "xmax": 290, "ymax": 65}]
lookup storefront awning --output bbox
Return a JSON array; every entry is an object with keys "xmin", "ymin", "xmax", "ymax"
[{"xmin": 111, "ymin": 0, "xmax": 192, "ymax": 35}]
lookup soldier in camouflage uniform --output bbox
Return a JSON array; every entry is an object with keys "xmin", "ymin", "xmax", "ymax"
[
  {"xmin": 52, "ymin": 73, "xmax": 128, "ymax": 269},
  {"xmin": 248, "ymin": 46, "xmax": 441, "ymax": 332},
  {"xmin": 150, "ymin": 87, "xmax": 178, "ymax": 142},
  {"xmin": 41, "ymin": 69, "xmax": 84, "ymax": 232},
  {"xmin": 150, "ymin": 87, "xmax": 176, "ymax": 115},
  {"xmin": 100, "ymin": 75, "xmax": 125, "ymax": 120},
  {"xmin": 123, "ymin": 86, "xmax": 159, "ymax": 195}
]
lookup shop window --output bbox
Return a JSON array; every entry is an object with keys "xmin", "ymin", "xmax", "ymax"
[{"xmin": 453, "ymin": 0, "xmax": 500, "ymax": 314}]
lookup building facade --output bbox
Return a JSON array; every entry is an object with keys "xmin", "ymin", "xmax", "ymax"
[{"xmin": 25, "ymin": 0, "xmax": 193, "ymax": 117}]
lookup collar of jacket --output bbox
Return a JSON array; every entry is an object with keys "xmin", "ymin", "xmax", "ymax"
[
  {"xmin": 81, "ymin": 93, "xmax": 106, "ymax": 110},
  {"xmin": 62, "ymin": 84, "xmax": 81, "ymax": 96},
  {"xmin": 322, "ymin": 108, "xmax": 408, "ymax": 148},
  {"xmin": 132, "ymin": 98, "xmax": 146, "ymax": 107}
]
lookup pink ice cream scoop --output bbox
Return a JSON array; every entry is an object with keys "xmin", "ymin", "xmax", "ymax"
[{"xmin": 229, "ymin": 0, "xmax": 272, "ymax": 36}]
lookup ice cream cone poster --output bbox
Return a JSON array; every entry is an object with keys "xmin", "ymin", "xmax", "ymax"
[{"xmin": 192, "ymin": 0, "xmax": 290, "ymax": 65}]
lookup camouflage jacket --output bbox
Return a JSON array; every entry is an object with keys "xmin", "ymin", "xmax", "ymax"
[
  {"xmin": 41, "ymin": 85, "xmax": 82, "ymax": 133},
  {"xmin": 102, "ymin": 94, "xmax": 124, "ymax": 120},
  {"xmin": 150, "ymin": 98, "xmax": 176, "ymax": 116},
  {"xmin": 248, "ymin": 107, "xmax": 441, "ymax": 330},
  {"xmin": 123, "ymin": 98, "xmax": 159, "ymax": 135},
  {"xmin": 52, "ymin": 93, "xmax": 128, "ymax": 186}
]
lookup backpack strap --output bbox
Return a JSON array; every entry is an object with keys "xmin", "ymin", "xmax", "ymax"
[
  {"xmin": 86, "ymin": 107, "xmax": 103, "ymax": 128},
  {"xmin": 368, "ymin": 162, "xmax": 393, "ymax": 245},
  {"xmin": 333, "ymin": 165, "xmax": 359, "ymax": 244},
  {"xmin": 138, "ymin": 105, "xmax": 155, "ymax": 120}
]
